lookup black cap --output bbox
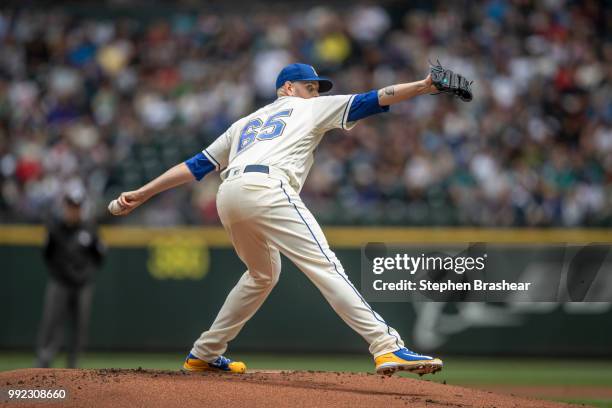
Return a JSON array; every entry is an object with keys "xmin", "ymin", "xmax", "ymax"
[{"xmin": 64, "ymin": 187, "xmax": 86, "ymax": 207}]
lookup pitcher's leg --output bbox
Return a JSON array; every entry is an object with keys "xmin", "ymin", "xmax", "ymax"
[
  {"xmin": 191, "ymin": 220, "xmax": 281, "ymax": 361},
  {"xmin": 266, "ymin": 181, "xmax": 404, "ymax": 357}
]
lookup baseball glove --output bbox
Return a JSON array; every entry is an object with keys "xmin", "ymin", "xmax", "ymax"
[{"xmin": 430, "ymin": 60, "xmax": 473, "ymax": 102}]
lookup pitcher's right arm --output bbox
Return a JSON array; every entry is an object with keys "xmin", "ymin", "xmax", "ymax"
[{"xmin": 111, "ymin": 129, "xmax": 232, "ymax": 216}]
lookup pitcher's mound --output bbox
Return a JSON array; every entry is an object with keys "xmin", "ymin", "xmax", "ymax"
[{"xmin": 0, "ymin": 368, "xmax": 579, "ymax": 407}]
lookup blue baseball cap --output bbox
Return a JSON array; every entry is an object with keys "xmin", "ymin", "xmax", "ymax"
[{"xmin": 275, "ymin": 63, "xmax": 333, "ymax": 93}]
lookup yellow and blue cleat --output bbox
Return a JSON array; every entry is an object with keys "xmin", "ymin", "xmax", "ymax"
[
  {"xmin": 375, "ymin": 347, "xmax": 443, "ymax": 376},
  {"xmin": 182, "ymin": 352, "xmax": 246, "ymax": 374}
]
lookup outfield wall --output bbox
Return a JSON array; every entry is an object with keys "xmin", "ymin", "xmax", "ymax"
[{"xmin": 1, "ymin": 226, "xmax": 611, "ymax": 355}]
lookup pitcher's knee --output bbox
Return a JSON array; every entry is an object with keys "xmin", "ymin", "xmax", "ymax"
[
  {"xmin": 327, "ymin": 255, "xmax": 347, "ymax": 277},
  {"xmin": 248, "ymin": 269, "xmax": 280, "ymax": 288}
]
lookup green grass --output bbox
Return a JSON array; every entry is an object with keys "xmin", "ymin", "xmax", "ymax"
[
  {"xmin": 2, "ymin": 352, "xmax": 611, "ymax": 406},
  {"xmin": 2, "ymin": 351, "xmax": 612, "ymax": 386},
  {"xmin": 557, "ymin": 399, "xmax": 612, "ymax": 408}
]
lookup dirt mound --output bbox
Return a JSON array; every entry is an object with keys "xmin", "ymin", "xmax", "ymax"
[{"xmin": 0, "ymin": 368, "xmax": 580, "ymax": 408}]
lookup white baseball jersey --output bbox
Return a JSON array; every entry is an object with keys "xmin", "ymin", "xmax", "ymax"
[
  {"xmin": 202, "ymin": 95, "xmax": 357, "ymax": 191},
  {"xmin": 189, "ymin": 92, "xmax": 409, "ymax": 363}
]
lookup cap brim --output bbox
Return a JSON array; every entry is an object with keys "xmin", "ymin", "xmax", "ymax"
[
  {"xmin": 65, "ymin": 199, "xmax": 83, "ymax": 207},
  {"xmin": 299, "ymin": 76, "xmax": 333, "ymax": 93},
  {"xmin": 317, "ymin": 79, "xmax": 333, "ymax": 93}
]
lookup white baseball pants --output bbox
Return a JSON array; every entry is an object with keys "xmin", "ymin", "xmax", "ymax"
[{"xmin": 191, "ymin": 169, "xmax": 404, "ymax": 361}]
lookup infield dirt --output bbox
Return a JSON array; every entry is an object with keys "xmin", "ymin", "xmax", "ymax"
[{"xmin": 0, "ymin": 368, "xmax": 582, "ymax": 407}]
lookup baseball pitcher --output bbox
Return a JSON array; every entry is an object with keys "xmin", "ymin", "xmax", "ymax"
[{"xmin": 110, "ymin": 62, "xmax": 472, "ymax": 375}]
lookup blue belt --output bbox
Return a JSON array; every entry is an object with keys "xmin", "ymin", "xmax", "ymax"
[{"xmin": 243, "ymin": 165, "xmax": 269, "ymax": 174}]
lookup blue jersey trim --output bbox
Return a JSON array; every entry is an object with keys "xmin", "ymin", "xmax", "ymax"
[
  {"xmin": 347, "ymin": 90, "xmax": 389, "ymax": 123},
  {"xmin": 202, "ymin": 149, "xmax": 221, "ymax": 170},
  {"xmin": 185, "ymin": 152, "xmax": 215, "ymax": 181},
  {"xmin": 341, "ymin": 95, "xmax": 356, "ymax": 130}
]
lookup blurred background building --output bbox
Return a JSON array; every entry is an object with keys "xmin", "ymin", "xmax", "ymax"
[{"xmin": 0, "ymin": 0, "xmax": 610, "ymax": 227}]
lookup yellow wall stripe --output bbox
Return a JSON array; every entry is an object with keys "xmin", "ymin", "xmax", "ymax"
[{"xmin": 0, "ymin": 225, "xmax": 610, "ymax": 248}]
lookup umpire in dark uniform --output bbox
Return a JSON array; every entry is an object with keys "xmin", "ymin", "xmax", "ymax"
[{"xmin": 35, "ymin": 188, "xmax": 105, "ymax": 368}]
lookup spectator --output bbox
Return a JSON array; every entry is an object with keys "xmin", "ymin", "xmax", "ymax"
[{"xmin": 0, "ymin": 1, "xmax": 609, "ymax": 227}]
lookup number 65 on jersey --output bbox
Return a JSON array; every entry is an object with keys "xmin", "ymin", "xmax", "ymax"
[{"xmin": 237, "ymin": 109, "xmax": 293, "ymax": 154}]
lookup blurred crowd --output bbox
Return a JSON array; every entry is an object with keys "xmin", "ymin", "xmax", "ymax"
[{"xmin": 0, "ymin": 0, "xmax": 610, "ymax": 226}]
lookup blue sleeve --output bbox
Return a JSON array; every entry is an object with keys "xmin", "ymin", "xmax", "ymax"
[
  {"xmin": 347, "ymin": 90, "xmax": 390, "ymax": 122},
  {"xmin": 184, "ymin": 152, "xmax": 215, "ymax": 181}
]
